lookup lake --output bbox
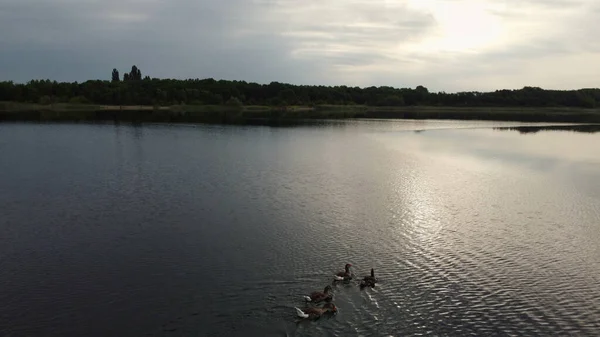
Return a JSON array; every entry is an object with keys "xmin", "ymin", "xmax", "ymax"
[{"xmin": 1, "ymin": 120, "xmax": 599, "ymax": 336}]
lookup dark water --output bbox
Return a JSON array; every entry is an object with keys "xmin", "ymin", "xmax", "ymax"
[{"xmin": 1, "ymin": 120, "xmax": 599, "ymax": 337}]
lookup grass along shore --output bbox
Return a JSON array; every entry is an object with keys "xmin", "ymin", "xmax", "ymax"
[{"xmin": 1, "ymin": 101, "xmax": 600, "ymax": 124}]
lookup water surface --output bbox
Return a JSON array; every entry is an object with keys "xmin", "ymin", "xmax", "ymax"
[{"xmin": 1, "ymin": 120, "xmax": 599, "ymax": 336}]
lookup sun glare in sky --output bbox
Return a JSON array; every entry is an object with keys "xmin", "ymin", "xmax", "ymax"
[{"xmin": 407, "ymin": 0, "xmax": 505, "ymax": 53}]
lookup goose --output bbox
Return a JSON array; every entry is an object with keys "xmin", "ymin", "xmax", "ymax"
[
  {"xmin": 360, "ymin": 268, "xmax": 378, "ymax": 289},
  {"xmin": 303, "ymin": 285, "xmax": 333, "ymax": 303},
  {"xmin": 334, "ymin": 263, "xmax": 353, "ymax": 281},
  {"xmin": 295, "ymin": 303, "xmax": 337, "ymax": 319}
]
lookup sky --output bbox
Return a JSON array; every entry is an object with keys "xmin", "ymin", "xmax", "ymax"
[{"xmin": 0, "ymin": 0, "xmax": 598, "ymax": 92}]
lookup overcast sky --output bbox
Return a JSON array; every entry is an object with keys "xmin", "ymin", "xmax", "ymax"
[{"xmin": 0, "ymin": 0, "xmax": 598, "ymax": 92}]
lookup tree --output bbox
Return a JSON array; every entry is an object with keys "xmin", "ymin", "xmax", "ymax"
[
  {"xmin": 278, "ymin": 89, "xmax": 297, "ymax": 105},
  {"xmin": 374, "ymin": 95, "xmax": 405, "ymax": 106},
  {"xmin": 225, "ymin": 97, "xmax": 243, "ymax": 107},
  {"xmin": 39, "ymin": 95, "xmax": 53, "ymax": 105},
  {"xmin": 111, "ymin": 68, "xmax": 120, "ymax": 82},
  {"xmin": 129, "ymin": 65, "xmax": 142, "ymax": 81},
  {"xmin": 415, "ymin": 85, "xmax": 429, "ymax": 94},
  {"xmin": 123, "ymin": 73, "xmax": 130, "ymax": 81}
]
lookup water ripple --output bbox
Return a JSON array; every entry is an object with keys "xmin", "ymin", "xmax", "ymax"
[{"xmin": 1, "ymin": 122, "xmax": 599, "ymax": 336}]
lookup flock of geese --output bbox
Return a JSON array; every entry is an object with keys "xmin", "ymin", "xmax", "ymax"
[{"xmin": 294, "ymin": 264, "xmax": 378, "ymax": 320}]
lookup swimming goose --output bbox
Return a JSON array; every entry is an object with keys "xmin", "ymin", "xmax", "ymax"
[
  {"xmin": 334, "ymin": 263, "xmax": 353, "ymax": 281},
  {"xmin": 295, "ymin": 303, "xmax": 337, "ymax": 319},
  {"xmin": 303, "ymin": 285, "xmax": 333, "ymax": 303},
  {"xmin": 360, "ymin": 268, "xmax": 378, "ymax": 289}
]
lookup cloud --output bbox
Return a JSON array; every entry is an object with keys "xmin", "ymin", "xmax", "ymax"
[{"xmin": 0, "ymin": 0, "xmax": 599, "ymax": 91}]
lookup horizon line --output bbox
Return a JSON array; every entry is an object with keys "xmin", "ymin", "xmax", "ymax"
[{"xmin": 3, "ymin": 76, "xmax": 600, "ymax": 94}]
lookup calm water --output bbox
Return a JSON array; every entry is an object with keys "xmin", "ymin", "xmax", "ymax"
[{"xmin": 1, "ymin": 120, "xmax": 599, "ymax": 337}]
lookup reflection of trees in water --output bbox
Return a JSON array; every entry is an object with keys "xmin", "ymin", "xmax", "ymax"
[{"xmin": 494, "ymin": 125, "xmax": 600, "ymax": 134}]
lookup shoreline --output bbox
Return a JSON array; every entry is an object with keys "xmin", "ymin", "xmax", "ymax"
[{"xmin": 2, "ymin": 102, "xmax": 600, "ymax": 124}]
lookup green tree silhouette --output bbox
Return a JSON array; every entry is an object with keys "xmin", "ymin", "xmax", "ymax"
[{"xmin": 111, "ymin": 69, "xmax": 120, "ymax": 82}]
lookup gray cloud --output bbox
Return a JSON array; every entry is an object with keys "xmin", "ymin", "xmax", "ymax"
[
  {"xmin": 0, "ymin": 0, "xmax": 310, "ymax": 82},
  {"xmin": 0, "ymin": 0, "xmax": 599, "ymax": 91}
]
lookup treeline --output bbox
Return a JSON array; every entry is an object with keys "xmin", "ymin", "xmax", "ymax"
[{"xmin": 0, "ymin": 65, "xmax": 599, "ymax": 108}]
